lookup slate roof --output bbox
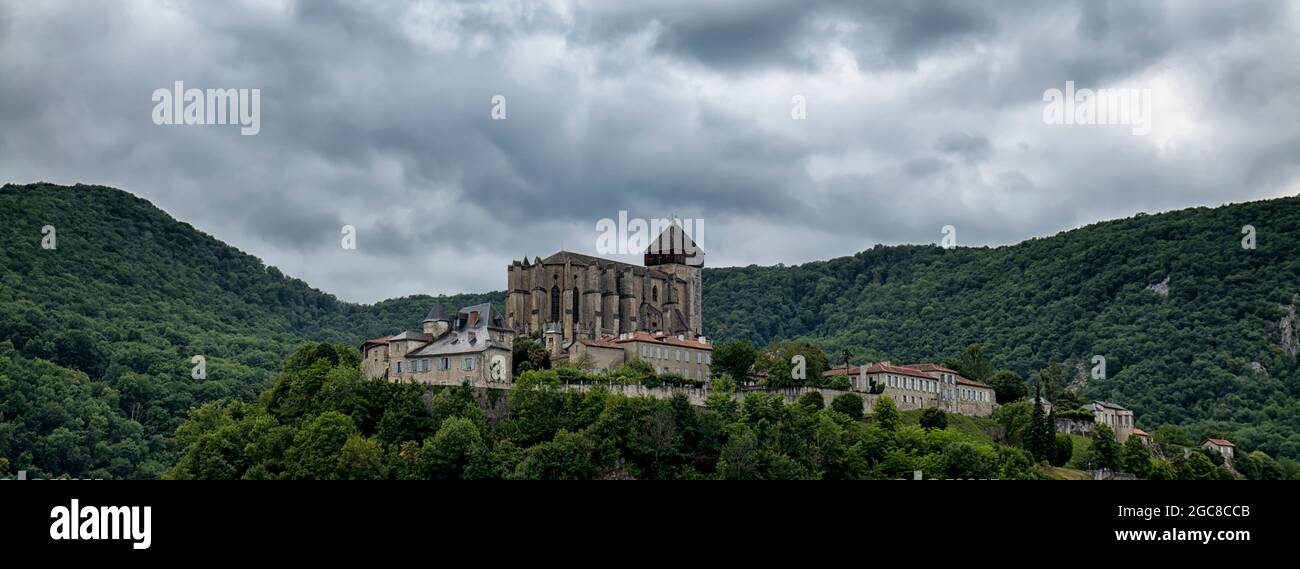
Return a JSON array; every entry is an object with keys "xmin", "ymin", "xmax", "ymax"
[
  {"xmin": 539, "ymin": 250, "xmax": 672, "ymax": 279},
  {"xmin": 423, "ymin": 303, "xmax": 447, "ymax": 322},
  {"xmin": 406, "ymin": 303, "xmax": 510, "ymax": 357},
  {"xmin": 647, "ymin": 220, "xmax": 705, "ymax": 257},
  {"xmin": 389, "ymin": 330, "xmax": 429, "ymax": 341}
]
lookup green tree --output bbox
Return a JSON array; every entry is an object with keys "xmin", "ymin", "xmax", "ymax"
[
  {"xmin": 754, "ymin": 340, "xmax": 829, "ymax": 388},
  {"xmin": 1120, "ymin": 436, "xmax": 1152, "ymax": 478},
  {"xmin": 375, "ymin": 386, "xmax": 436, "ymax": 446},
  {"xmin": 871, "ymin": 396, "xmax": 899, "ymax": 431},
  {"xmin": 993, "ymin": 400, "xmax": 1034, "ymax": 447},
  {"xmin": 1152, "ymin": 424, "xmax": 1193, "ymax": 447},
  {"xmin": 1025, "ymin": 388, "xmax": 1054, "ymax": 463},
  {"xmin": 1175, "ymin": 451, "xmax": 1221, "ymax": 480},
  {"xmin": 285, "ymin": 411, "xmax": 357, "ymax": 480},
  {"xmin": 1239, "ymin": 450, "xmax": 1283, "ymax": 480},
  {"xmin": 995, "ymin": 446, "xmax": 1039, "ymax": 480},
  {"xmin": 711, "ymin": 340, "xmax": 757, "ymax": 383},
  {"xmin": 950, "ymin": 343, "xmax": 993, "ymax": 382},
  {"xmin": 1052, "ymin": 433, "xmax": 1073, "ymax": 467},
  {"xmin": 1199, "ymin": 447, "xmax": 1225, "ymax": 467},
  {"xmin": 1035, "ymin": 363, "xmax": 1063, "ymax": 400},
  {"xmin": 1086, "ymin": 425, "xmax": 1120, "ymax": 471},
  {"xmin": 919, "ymin": 408, "xmax": 948, "ymax": 431},
  {"xmin": 941, "ymin": 442, "xmax": 995, "ymax": 479},
  {"xmin": 830, "ymin": 393, "xmax": 864, "ymax": 421},
  {"xmin": 987, "ymin": 370, "xmax": 1027, "ymax": 404},
  {"xmin": 717, "ymin": 430, "xmax": 761, "ymax": 480},
  {"xmin": 416, "ymin": 416, "xmax": 489, "ymax": 480},
  {"xmin": 1149, "ymin": 460, "xmax": 1177, "ymax": 480},
  {"xmin": 53, "ymin": 330, "xmax": 108, "ymax": 379},
  {"xmin": 338, "ymin": 435, "xmax": 387, "ymax": 480},
  {"xmin": 513, "ymin": 336, "xmax": 550, "ymax": 373},
  {"xmin": 514, "ymin": 430, "xmax": 597, "ymax": 480},
  {"xmin": 617, "ymin": 358, "xmax": 656, "ymax": 383}
]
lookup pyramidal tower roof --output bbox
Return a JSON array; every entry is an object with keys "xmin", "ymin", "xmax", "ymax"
[
  {"xmin": 423, "ymin": 303, "xmax": 448, "ymax": 322},
  {"xmin": 645, "ymin": 219, "xmax": 704, "ymax": 267}
]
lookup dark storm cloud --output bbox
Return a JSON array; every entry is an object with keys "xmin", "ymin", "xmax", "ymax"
[
  {"xmin": 577, "ymin": 0, "xmax": 998, "ymax": 72},
  {"xmin": 1, "ymin": 0, "xmax": 1297, "ymax": 301}
]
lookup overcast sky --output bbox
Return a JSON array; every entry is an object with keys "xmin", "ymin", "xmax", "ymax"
[{"xmin": 2, "ymin": 0, "xmax": 1298, "ymax": 303}]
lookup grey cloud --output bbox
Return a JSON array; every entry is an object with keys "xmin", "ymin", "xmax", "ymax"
[
  {"xmin": 1, "ymin": 0, "xmax": 1298, "ymax": 302},
  {"xmin": 903, "ymin": 157, "xmax": 951, "ymax": 179},
  {"xmin": 934, "ymin": 132, "xmax": 989, "ymax": 162}
]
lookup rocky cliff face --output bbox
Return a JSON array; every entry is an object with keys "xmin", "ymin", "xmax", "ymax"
[
  {"xmin": 1146, "ymin": 275, "xmax": 1171, "ymax": 297},
  {"xmin": 1281, "ymin": 297, "xmax": 1299, "ymax": 358}
]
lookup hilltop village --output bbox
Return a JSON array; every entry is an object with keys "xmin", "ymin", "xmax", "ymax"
[{"xmin": 355, "ymin": 223, "xmax": 1175, "ymax": 455}]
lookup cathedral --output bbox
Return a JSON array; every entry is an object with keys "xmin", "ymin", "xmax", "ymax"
[{"xmin": 506, "ymin": 222, "xmax": 703, "ymax": 355}]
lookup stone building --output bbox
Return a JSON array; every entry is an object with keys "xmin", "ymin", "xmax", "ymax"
[
  {"xmin": 1050, "ymin": 400, "xmax": 1141, "ymax": 442},
  {"xmin": 823, "ymin": 362, "xmax": 996, "ymax": 417},
  {"xmin": 1081, "ymin": 401, "xmax": 1135, "ymax": 442},
  {"xmin": 568, "ymin": 331, "xmax": 713, "ymax": 379},
  {"xmin": 1202, "ymin": 438, "xmax": 1235, "ymax": 461},
  {"xmin": 360, "ymin": 303, "xmax": 515, "ymax": 385},
  {"xmin": 506, "ymin": 222, "xmax": 703, "ymax": 358}
]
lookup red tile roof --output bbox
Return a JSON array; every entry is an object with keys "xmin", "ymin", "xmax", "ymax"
[
  {"xmin": 577, "ymin": 338, "xmax": 623, "ymax": 350},
  {"xmin": 904, "ymin": 363, "xmax": 994, "ymax": 388},
  {"xmin": 615, "ymin": 332, "xmax": 713, "ymax": 351},
  {"xmin": 361, "ymin": 335, "xmax": 392, "ymax": 347},
  {"xmin": 822, "ymin": 363, "xmax": 937, "ymax": 380},
  {"xmin": 908, "ymin": 363, "xmax": 959, "ymax": 374},
  {"xmin": 1132, "ymin": 428, "xmax": 1150, "ymax": 437},
  {"xmin": 822, "ymin": 365, "xmax": 860, "ymax": 377},
  {"xmin": 873, "ymin": 363, "xmax": 937, "ymax": 379},
  {"xmin": 1204, "ymin": 438, "xmax": 1235, "ymax": 447},
  {"xmin": 822, "ymin": 361, "xmax": 994, "ymax": 390},
  {"xmin": 954, "ymin": 375, "xmax": 992, "ymax": 389}
]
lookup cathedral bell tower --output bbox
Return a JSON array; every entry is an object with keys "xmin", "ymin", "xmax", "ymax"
[{"xmin": 644, "ymin": 219, "xmax": 704, "ymax": 338}]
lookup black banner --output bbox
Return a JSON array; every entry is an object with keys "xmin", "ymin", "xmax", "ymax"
[{"xmin": 2, "ymin": 480, "xmax": 1289, "ymax": 560}]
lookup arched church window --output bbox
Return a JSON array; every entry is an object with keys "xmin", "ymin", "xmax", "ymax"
[
  {"xmin": 550, "ymin": 286, "xmax": 560, "ymax": 322},
  {"xmin": 652, "ymin": 285, "xmax": 658, "ymax": 302},
  {"xmin": 572, "ymin": 287, "xmax": 580, "ymax": 324}
]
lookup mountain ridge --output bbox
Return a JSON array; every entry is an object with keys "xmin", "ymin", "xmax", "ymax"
[{"xmin": 1, "ymin": 182, "xmax": 1298, "ymax": 478}]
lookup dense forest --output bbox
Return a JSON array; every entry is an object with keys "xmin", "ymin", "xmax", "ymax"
[
  {"xmin": 0, "ymin": 183, "xmax": 501, "ymax": 478},
  {"xmin": 1, "ymin": 182, "xmax": 1298, "ymax": 478},
  {"xmin": 702, "ymin": 199, "xmax": 1300, "ymax": 459}
]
